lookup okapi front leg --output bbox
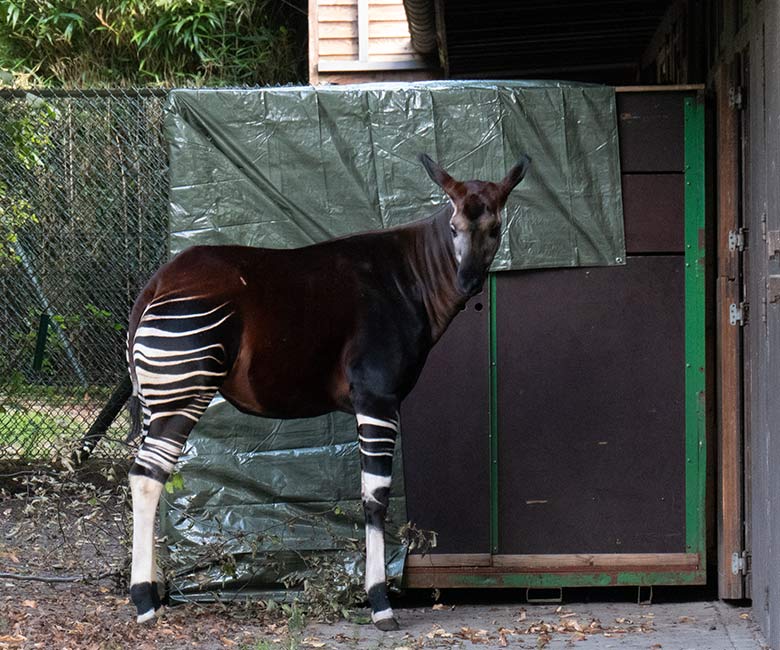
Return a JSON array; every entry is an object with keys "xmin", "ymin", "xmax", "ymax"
[{"xmin": 357, "ymin": 413, "xmax": 399, "ymax": 631}]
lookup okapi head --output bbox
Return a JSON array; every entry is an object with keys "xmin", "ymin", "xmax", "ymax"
[{"xmin": 419, "ymin": 153, "xmax": 531, "ymax": 296}]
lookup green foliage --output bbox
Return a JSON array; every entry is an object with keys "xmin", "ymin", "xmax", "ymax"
[
  {"xmin": 0, "ymin": 408, "xmax": 82, "ymax": 455},
  {"xmin": 10, "ymin": 304, "xmax": 124, "ymax": 380},
  {"xmin": 164, "ymin": 471, "xmax": 185, "ymax": 494},
  {"xmin": 281, "ymin": 546, "xmax": 367, "ymax": 623},
  {"xmin": 0, "ymin": 0, "xmax": 304, "ymax": 87},
  {"xmin": 0, "ymin": 97, "xmax": 56, "ymax": 266}
]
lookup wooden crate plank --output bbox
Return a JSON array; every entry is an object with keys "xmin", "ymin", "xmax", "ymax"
[
  {"xmin": 617, "ymin": 92, "xmax": 685, "ymax": 172},
  {"xmin": 406, "ymin": 554, "xmax": 492, "ymax": 567},
  {"xmin": 622, "ymin": 173, "xmax": 684, "ymax": 253},
  {"xmin": 401, "ymin": 295, "xmax": 491, "ymax": 555},
  {"xmin": 491, "ymin": 553, "xmax": 699, "ymax": 571},
  {"xmin": 495, "ymin": 257, "xmax": 685, "ymax": 555}
]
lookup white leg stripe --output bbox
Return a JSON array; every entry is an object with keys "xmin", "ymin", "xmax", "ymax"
[
  {"xmin": 372, "ymin": 608, "xmax": 395, "ymax": 622},
  {"xmin": 362, "ymin": 471, "xmax": 392, "ymax": 493},
  {"xmin": 359, "ymin": 435, "xmax": 396, "ymax": 444},
  {"xmin": 130, "ymin": 475, "xmax": 164, "ymax": 588},
  {"xmin": 365, "ymin": 525, "xmax": 386, "ymax": 590},
  {"xmin": 356, "ymin": 414, "xmax": 398, "ymax": 432}
]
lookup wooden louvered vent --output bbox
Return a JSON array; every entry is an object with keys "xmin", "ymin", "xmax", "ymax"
[{"xmin": 309, "ymin": 0, "xmax": 433, "ymax": 83}]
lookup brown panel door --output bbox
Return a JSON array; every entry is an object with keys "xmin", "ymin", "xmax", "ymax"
[
  {"xmin": 401, "ymin": 295, "xmax": 491, "ymax": 555},
  {"xmin": 495, "ymin": 258, "xmax": 685, "ymax": 554}
]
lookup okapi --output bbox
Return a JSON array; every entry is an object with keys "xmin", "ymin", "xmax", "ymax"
[{"xmin": 126, "ymin": 153, "xmax": 531, "ymax": 630}]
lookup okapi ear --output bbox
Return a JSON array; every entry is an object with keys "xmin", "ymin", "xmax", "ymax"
[
  {"xmin": 499, "ymin": 154, "xmax": 532, "ymax": 197},
  {"xmin": 419, "ymin": 153, "xmax": 457, "ymax": 193}
]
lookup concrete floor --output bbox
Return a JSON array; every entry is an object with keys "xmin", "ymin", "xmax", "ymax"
[{"xmin": 305, "ymin": 600, "xmax": 767, "ymax": 649}]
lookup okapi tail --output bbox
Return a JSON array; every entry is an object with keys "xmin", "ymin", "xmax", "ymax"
[{"xmin": 127, "ymin": 391, "xmax": 143, "ymax": 443}]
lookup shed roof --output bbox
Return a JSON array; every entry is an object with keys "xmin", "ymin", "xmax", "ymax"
[{"xmin": 405, "ymin": 0, "xmax": 674, "ymax": 80}]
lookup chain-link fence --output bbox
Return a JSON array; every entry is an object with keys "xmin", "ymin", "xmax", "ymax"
[{"xmin": 0, "ymin": 89, "xmax": 169, "ymax": 461}]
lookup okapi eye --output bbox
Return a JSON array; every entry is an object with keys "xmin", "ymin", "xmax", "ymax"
[{"xmin": 450, "ymin": 225, "xmax": 457, "ymax": 238}]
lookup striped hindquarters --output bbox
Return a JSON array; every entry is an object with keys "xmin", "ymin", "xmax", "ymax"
[{"xmin": 129, "ymin": 295, "xmax": 235, "ymax": 479}]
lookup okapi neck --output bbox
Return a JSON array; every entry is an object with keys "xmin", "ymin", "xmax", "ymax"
[{"xmin": 413, "ymin": 206, "xmax": 468, "ymax": 343}]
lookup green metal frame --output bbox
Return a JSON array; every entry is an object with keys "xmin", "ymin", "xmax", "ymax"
[
  {"xmin": 489, "ymin": 274, "xmax": 500, "ymax": 555},
  {"xmin": 683, "ymin": 93, "xmax": 707, "ymax": 563},
  {"xmin": 476, "ymin": 91, "xmax": 708, "ymax": 588}
]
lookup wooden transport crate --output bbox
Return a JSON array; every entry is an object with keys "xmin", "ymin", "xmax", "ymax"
[{"xmin": 401, "ymin": 86, "xmax": 707, "ymax": 589}]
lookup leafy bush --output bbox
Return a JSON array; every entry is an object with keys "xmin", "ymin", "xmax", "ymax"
[
  {"xmin": 0, "ymin": 0, "xmax": 305, "ymax": 87},
  {"xmin": 0, "ymin": 97, "xmax": 55, "ymax": 266}
]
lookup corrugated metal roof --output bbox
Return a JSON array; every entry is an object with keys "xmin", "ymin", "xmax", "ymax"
[{"xmin": 406, "ymin": 0, "xmax": 674, "ymax": 80}]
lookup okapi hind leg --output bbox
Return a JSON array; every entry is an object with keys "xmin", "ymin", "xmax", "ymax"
[
  {"xmin": 128, "ymin": 407, "xmax": 215, "ymax": 622},
  {"xmin": 356, "ymin": 411, "xmax": 400, "ymax": 631},
  {"xmin": 129, "ymin": 472, "xmax": 164, "ymax": 622}
]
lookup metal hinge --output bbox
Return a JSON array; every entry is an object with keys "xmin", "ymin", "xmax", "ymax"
[
  {"xmin": 767, "ymin": 230, "xmax": 780, "ymax": 259},
  {"xmin": 728, "ymin": 228, "xmax": 746, "ymax": 252},
  {"xmin": 730, "ymin": 302, "xmax": 748, "ymax": 326},
  {"xmin": 729, "ymin": 86, "xmax": 745, "ymax": 110},
  {"xmin": 732, "ymin": 550, "xmax": 751, "ymax": 576}
]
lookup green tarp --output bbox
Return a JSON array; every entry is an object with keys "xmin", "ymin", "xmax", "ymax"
[{"xmin": 159, "ymin": 81, "xmax": 626, "ymax": 600}]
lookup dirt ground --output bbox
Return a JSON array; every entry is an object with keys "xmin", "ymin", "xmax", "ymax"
[{"xmin": 0, "ymin": 466, "xmax": 769, "ymax": 650}]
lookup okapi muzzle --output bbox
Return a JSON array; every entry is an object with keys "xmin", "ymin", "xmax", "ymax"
[{"xmin": 126, "ymin": 153, "xmax": 531, "ymax": 631}]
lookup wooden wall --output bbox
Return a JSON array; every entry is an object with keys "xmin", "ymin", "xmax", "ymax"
[
  {"xmin": 737, "ymin": 3, "xmax": 780, "ymax": 648},
  {"xmin": 645, "ymin": 0, "xmax": 780, "ymax": 646}
]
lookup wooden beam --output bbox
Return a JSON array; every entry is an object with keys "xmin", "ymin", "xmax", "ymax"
[
  {"xmin": 406, "ymin": 554, "xmax": 491, "ymax": 567},
  {"xmin": 308, "ymin": 0, "xmax": 320, "ymax": 83},
  {"xmin": 491, "ymin": 553, "xmax": 699, "ymax": 571},
  {"xmin": 405, "ymin": 553, "xmax": 700, "ymax": 572},
  {"xmin": 614, "ymin": 84, "xmax": 706, "ymax": 92},
  {"xmin": 715, "ymin": 61, "xmax": 745, "ymax": 600}
]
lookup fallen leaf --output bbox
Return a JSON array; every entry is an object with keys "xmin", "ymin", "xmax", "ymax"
[
  {"xmin": 302, "ymin": 638, "xmax": 325, "ymax": 648},
  {"xmin": 21, "ymin": 600, "xmax": 37, "ymax": 609},
  {"xmin": 740, "ymin": 613, "xmax": 750, "ymax": 620},
  {"xmin": 0, "ymin": 635, "xmax": 26, "ymax": 646},
  {"xmin": 432, "ymin": 603, "xmax": 447, "ymax": 611},
  {"xmin": 220, "ymin": 638, "xmax": 237, "ymax": 646}
]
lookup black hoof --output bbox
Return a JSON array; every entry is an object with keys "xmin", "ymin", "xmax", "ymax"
[
  {"xmin": 374, "ymin": 617, "xmax": 400, "ymax": 632},
  {"xmin": 131, "ymin": 581, "xmax": 163, "ymax": 623}
]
